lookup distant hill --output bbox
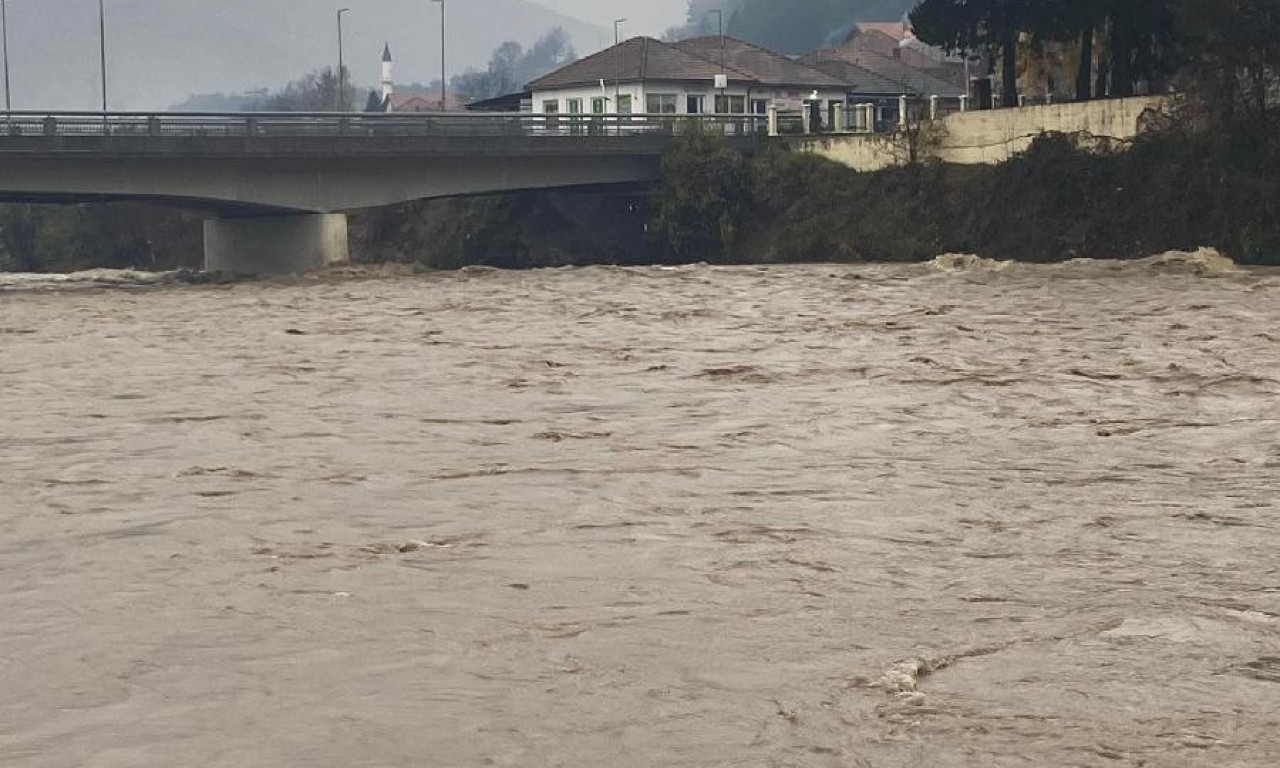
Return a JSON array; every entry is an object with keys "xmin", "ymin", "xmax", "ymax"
[{"xmin": 2, "ymin": 0, "xmax": 605, "ymax": 111}]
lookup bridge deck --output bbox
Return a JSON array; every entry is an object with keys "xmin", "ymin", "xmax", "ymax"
[{"xmin": 0, "ymin": 112, "xmax": 767, "ymax": 157}]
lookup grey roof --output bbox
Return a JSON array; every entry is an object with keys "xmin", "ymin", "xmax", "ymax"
[
  {"xmin": 840, "ymin": 50, "xmax": 965, "ymax": 97},
  {"xmin": 382, "ymin": 43, "xmax": 392, "ymax": 63},
  {"xmin": 803, "ymin": 58, "xmax": 910, "ymax": 96},
  {"xmin": 802, "ymin": 49, "xmax": 964, "ymax": 98},
  {"xmin": 527, "ymin": 37, "xmax": 755, "ymax": 90},
  {"xmin": 673, "ymin": 36, "xmax": 847, "ymax": 89}
]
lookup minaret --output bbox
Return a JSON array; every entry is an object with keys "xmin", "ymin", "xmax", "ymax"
[{"xmin": 380, "ymin": 43, "xmax": 394, "ymax": 101}]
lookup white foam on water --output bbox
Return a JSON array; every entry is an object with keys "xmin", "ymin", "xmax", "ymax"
[
  {"xmin": 928, "ymin": 253, "xmax": 1014, "ymax": 272},
  {"xmin": 0, "ymin": 268, "xmax": 181, "ymax": 289}
]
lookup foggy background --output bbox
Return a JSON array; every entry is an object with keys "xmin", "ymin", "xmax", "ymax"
[
  {"xmin": 3, "ymin": 0, "xmax": 617, "ymax": 110},
  {"xmin": 1, "ymin": 0, "xmax": 915, "ymax": 111}
]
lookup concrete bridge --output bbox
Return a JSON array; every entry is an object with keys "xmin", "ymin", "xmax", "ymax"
[{"xmin": 0, "ymin": 112, "xmax": 765, "ymax": 273}]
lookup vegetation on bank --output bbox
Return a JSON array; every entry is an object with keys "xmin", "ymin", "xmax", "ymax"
[{"xmin": 653, "ymin": 127, "xmax": 1279, "ymax": 265}]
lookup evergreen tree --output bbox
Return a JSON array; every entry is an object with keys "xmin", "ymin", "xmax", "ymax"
[{"xmin": 911, "ymin": 0, "xmax": 1039, "ymax": 106}]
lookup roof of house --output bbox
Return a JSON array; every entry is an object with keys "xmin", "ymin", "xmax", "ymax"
[
  {"xmin": 840, "ymin": 28, "xmax": 902, "ymax": 57},
  {"xmin": 802, "ymin": 57, "xmax": 911, "ymax": 96},
  {"xmin": 672, "ymin": 36, "xmax": 847, "ymax": 89},
  {"xmin": 384, "ymin": 91, "xmax": 469, "ymax": 112},
  {"xmin": 806, "ymin": 48, "xmax": 964, "ymax": 97},
  {"xmin": 527, "ymin": 37, "xmax": 755, "ymax": 90},
  {"xmin": 464, "ymin": 91, "xmax": 529, "ymax": 112},
  {"xmin": 852, "ymin": 21, "xmax": 911, "ymax": 42}
]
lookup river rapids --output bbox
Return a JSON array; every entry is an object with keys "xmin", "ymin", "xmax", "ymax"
[{"xmin": 1, "ymin": 252, "xmax": 1278, "ymax": 767}]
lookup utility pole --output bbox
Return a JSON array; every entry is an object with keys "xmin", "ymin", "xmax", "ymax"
[
  {"xmin": 613, "ymin": 18, "xmax": 625, "ymax": 114},
  {"xmin": 431, "ymin": 0, "xmax": 445, "ymax": 111},
  {"xmin": 337, "ymin": 8, "xmax": 350, "ymax": 111}
]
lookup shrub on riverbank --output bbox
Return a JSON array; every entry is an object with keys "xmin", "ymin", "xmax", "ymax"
[{"xmin": 654, "ymin": 125, "xmax": 1279, "ymax": 266}]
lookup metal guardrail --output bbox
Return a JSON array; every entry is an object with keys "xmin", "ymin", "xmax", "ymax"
[{"xmin": 0, "ymin": 111, "xmax": 770, "ymax": 140}]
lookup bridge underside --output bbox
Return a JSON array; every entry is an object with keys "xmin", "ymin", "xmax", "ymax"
[
  {"xmin": 0, "ymin": 151, "xmax": 663, "ymax": 273},
  {"xmin": 0, "ymin": 153, "xmax": 663, "ymax": 214},
  {"xmin": 0, "ymin": 114, "xmax": 766, "ymax": 273}
]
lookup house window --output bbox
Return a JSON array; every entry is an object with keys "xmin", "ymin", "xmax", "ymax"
[
  {"xmin": 646, "ymin": 93, "xmax": 678, "ymax": 114},
  {"xmin": 567, "ymin": 98, "xmax": 583, "ymax": 114},
  {"xmin": 591, "ymin": 97, "xmax": 606, "ymax": 114},
  {"xmin": 714, "ymin": 95, "xmax": 747, "ymax": 114},
  {"xmin": 687, "ymin": 95, "xmax": 706, "ymax": 114},
  {"xmin": 752, "ymin": 99, "xmax": 769, "ymax": 115},
  {"xmin": 617, "ymin": 94, "xmax": 633, "ymax": 114},
  {"xmin": 542, "ymin": 99, "xmax": 559, "ymax": 114}
]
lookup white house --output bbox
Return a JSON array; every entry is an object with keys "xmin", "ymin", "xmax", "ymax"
[{"xmin": 527, "ymin": 36, "xmax": 847, "ymax": 122}]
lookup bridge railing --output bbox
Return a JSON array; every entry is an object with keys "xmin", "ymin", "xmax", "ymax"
[{"xmin": 0, "ymin": 111, "xmax": 770, "ymax": 141}]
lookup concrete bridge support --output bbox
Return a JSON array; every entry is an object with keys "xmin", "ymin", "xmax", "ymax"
[{"xmin": 203, "ymin": 214, "xmax": 349, "ymax": 274}]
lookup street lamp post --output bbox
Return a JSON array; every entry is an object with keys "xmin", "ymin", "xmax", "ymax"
[
  {"xmin": 336, "ymin": 8, "xmax": 350, "ymax": 112},
  {"xmin": 431, "ymin": 0, "xmax": 445, "ymax": 111},
  {"xmin": 613, "ymin": 18, "xmax": 625, "ymax": 116},
  {"xmin": 2, "ymin": 0, "xmax": 11, "ymax": 116},
  {"xmin": 98, "ymin": 0, "xmax": 107, "ymax": 115}
]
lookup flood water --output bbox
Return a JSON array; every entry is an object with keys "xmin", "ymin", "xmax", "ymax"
[{"xmin": 2, "ymin": 254, "xmax": 1279, "ymax": 767}]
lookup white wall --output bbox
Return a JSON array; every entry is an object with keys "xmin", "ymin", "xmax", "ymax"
[
  {"xmin": 796, "ymin": 95, "xmax": 1168, "ymax": 172},
  {"xmin": 531, "ymin": 82, "xmax": 845, "ymax": 114},
  {"xmin": 531, "ymin": 85, "xmax": 638, "ymax": 114}
]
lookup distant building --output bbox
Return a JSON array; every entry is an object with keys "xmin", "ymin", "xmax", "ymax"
[
  {"xmin": 526, "ymin": 36, "xmax": 846, "ymax": 120},
  {"xmin": 798, "ymin": 18, "xmax": 968, "ymax": 130},
  {"xmin": 372, "ymin": 43, "xmax": 465, "ymax": 112},
  {"xmin": 380, "ymin": 43, "xmax": 394, "ymax": 101}
]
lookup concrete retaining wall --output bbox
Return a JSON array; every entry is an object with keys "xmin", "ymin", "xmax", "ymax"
[{"xmin": 796, "ymin": 95, "xmax": 1167, "ymax": 172}]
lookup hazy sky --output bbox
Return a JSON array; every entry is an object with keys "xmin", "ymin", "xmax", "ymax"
[{"xmin": 537, "ymin": 0, "xmax": 689, "ymax": 36}]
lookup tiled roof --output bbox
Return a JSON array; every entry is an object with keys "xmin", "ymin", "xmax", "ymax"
[
  {"xmin": 840, "ymin": 28, "xmax": 900, "ymax": 57},
  {"xmin": 385, "ymin": 91, "xmax": 469, "ymax": 112},
  {"xmin": 805, "ymin": 48, "xmax": 964, "ymax": 97},
  {"xmin": 673, "ymin": 36, "xmax": 847, "ymax": 89},
  {"xmin": 527, "ymin": 37, "xmax": 754, "ymax": 90},
  {"xmin": 801, "ymin": 57, "xmax": 910, "ymax": 96}
]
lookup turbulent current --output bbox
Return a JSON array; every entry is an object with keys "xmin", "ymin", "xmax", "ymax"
[{"xmin": 2, "ymin": 254, "xmax": 1278, "ymax": 767}]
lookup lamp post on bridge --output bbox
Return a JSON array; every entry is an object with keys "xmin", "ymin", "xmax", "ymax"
[
  {"xmin": 2, "ymin": 0, "xmax": 11, "ymax": 113},
  {"xmin": 336, "ymin": 8, "xmax": 350, "ymax": 112},
  {"xmin": 430, "ymin": 0, "xmax": 445, "ymax": 111},
  {"xmin": 2, "ymin": 0, "xmax": 12, "ymax": 121},
  {"xmin": 98, "ymin": 0, "xmax": 108, "ymax": 114}
]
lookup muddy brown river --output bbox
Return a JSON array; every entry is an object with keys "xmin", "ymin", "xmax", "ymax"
[{"xmin": 2, "ymin": 254, "xmax": 1278, "ymax": 767}]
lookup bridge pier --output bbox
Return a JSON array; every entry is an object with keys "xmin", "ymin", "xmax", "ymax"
[{"xmin": 203, "ymin": 213, "xmax": 349, "ymax": 275}]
